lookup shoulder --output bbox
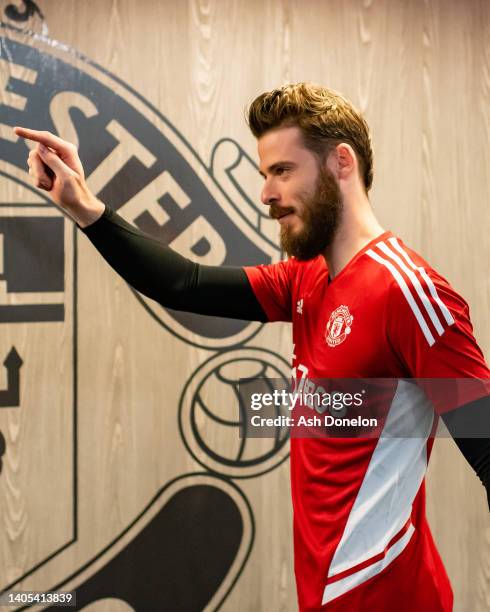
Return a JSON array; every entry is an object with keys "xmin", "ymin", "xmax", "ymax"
[
  {"xmin": 252, "ymin": 254, "xmax": 327, "ymax": 287},
  {"xmin": 288, "ymin": 254, "xmax": 326, "ymax": 278},
  {"xmin": 365, "ymin": 234, "xmax": 469, "ymax": 345}
]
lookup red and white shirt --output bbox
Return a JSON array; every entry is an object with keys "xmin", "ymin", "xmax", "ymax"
[{"xmin": 245, "ymin": 231, "xmax": 490, "ymax": 611}]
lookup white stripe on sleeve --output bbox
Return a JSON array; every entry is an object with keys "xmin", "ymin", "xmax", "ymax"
[
  {"xmin": 376, "ymin": 241, "xmax": 445, "ymax": 336},
  {"xmin": 387, "ymin": 238, "xmax": 454, "ymax": 326},
  {"xmin": 366, "ymin": 249, "xmax": 435, "ymax": 346}
]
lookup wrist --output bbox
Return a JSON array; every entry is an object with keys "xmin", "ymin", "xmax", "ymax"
[{"xmin": 72, "ymin": 192, "xmax": 106, "ymax": 228}]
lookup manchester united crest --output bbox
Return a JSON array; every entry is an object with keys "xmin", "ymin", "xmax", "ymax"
[{"xmin": 325, "ymin": 305, "xmax": 354, "ymax": 347}]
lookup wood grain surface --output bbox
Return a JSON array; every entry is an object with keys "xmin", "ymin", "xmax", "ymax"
[{"xmin": 0, "ymin": 1, "xmax": 488, "ymax": 610}]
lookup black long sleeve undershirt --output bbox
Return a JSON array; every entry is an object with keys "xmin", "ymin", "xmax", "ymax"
[
  {"xmin": 81, "ymin": 206, "xmax": 490, "ymax": 510},
  {"xmin": 442, "ymin": 397, "xmax": 490, "ymax": 510},
  {"xmin": 81, "ymin": 205, "xmax": 267, "ymax": 321}
]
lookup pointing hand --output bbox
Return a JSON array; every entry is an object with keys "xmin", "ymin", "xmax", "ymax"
[{"xmin": 13, "ymin": 127, "xmax": 105, "ymax": 228}]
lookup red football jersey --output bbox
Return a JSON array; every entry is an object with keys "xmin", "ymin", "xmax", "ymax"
[{"xmin": 244, "ymin": 231, "xmax": 490, "ymax": 611}]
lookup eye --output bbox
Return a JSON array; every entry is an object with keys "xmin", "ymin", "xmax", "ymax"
[{"xmin": 275, "ymin": 166, "xmax": 288, "ymax": 176}]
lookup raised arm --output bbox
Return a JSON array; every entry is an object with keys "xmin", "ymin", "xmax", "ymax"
[{"xmin": 14, "ymin": 127, "xmax": 267, "ymax": 321}]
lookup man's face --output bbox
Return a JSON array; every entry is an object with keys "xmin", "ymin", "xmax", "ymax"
[{"xmin": 258, "ymin": 126, "xmax": 343, "ymax": 260}]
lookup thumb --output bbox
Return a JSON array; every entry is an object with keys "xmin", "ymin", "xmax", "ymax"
[{"xmin": 37, "ymin": 143, "xmax": 73, "ymax": 177}]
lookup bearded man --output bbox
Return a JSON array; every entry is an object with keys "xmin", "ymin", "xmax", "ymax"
[{"xmin": 15, "ymin": 82, "xmax": 490, "ymax": 611}]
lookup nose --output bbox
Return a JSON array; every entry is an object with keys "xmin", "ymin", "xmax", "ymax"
[{"xmin": 260, "ymin": 178, "xmax": 280, "ymax": 206}]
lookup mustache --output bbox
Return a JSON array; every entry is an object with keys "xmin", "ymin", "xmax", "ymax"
[{"xmin": 269, "ymin": 205, "xmax": 296, "ymax": 220}]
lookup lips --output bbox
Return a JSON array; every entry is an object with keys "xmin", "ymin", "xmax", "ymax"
[
  {"xmin": 270, "ymin": 207, "xmax": 295, "ymax": 221},
  {"xmin": 278, "ymin": 212, "xmax": 294, "ymax": 224}
]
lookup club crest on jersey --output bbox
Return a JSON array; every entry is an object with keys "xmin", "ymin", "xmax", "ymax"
[{"xmin": 325, "ymin": 305, "xmax": 354, "ymax": 347}]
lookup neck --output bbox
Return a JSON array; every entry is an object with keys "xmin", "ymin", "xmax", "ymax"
[{"xmin": 324, "ymin": 192, "xmax": 385, "ymax": 279}]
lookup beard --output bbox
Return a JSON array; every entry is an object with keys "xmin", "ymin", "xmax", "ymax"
[{"xmin": 272, "ymin": 166, "xmax": 343, "ymax": 261}]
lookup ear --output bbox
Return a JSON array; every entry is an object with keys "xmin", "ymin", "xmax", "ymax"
[{"xmin": 326, "ymin": 143, "xmax": 356, "ymax": 181}]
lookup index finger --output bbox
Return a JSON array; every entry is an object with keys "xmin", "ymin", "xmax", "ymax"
[{"xmin": 13, "ymin": 127, "xmax": 73, "ymax": 154}]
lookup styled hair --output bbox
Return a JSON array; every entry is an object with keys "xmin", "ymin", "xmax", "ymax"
[{"xmin": 247, "ymin": 82, "xmax": 373, "ymax": 192}]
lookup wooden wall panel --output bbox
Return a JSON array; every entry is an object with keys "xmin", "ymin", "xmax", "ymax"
[{"xmin": 0, "ymin": 1, "xmax": 488, "ymax": 610}]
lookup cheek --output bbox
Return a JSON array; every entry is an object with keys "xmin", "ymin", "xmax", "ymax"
[
  {"xmin": 292, "ymin": 197, "xmax": 309, "ymax": 220},
  {"xmin": 287, "ymin": 191, "xmax": 303, "ymax": 212}
]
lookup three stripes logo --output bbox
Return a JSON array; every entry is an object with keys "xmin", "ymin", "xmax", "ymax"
[{"xmin": 367, "ymin": 237, "xmax": 455, "ymax": 347}]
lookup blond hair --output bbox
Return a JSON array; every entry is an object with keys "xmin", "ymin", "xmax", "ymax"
[{"xmin": 247, "ymin": 82, "xmax": 373, "ymax": 192}]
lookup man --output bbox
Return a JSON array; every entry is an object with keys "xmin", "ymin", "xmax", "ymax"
[{"xmin": 14, "ymin": 82, "xmax": 490, "ymax": 611}]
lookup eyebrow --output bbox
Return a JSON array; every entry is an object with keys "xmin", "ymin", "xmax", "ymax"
[{"xmin": 258, "ymin": 161, "xmax": 296, "ymax": 178}]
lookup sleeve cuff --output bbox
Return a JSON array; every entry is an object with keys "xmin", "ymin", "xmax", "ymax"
[{"xmin": 78, "ymin": 204, "xmax": 110, "ymax": 233}]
